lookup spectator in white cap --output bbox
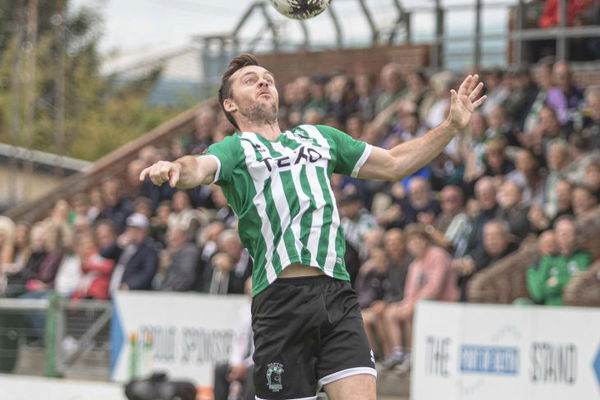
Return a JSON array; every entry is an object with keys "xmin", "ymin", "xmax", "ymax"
[{"xmin": 103, "ymin": 213, "xmax": 159, "ymax": 293}]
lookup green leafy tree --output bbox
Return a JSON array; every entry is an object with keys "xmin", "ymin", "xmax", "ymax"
[{"xmin": 0, "ymin": 0, "xmax": 185, "ymax": 161}]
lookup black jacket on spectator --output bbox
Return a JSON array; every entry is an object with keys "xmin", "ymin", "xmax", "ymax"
[
  {"xmin": 459, "ymin": 242, "xmax": 518, "ymax": 301},
  {"xmin": 99, "ymin": 197, "xmax": 134, "ymax": 233},
  {"xmin": 102, "ymin": 238, "xmax": 159, "ymax": 290},
  {"xmin": 158, "ymin": 243, "xmax": 200, "ymax": 291},
  {"xmin": 497, "ymin": 204, "xmax": 531, "ymax": 241},
  {"xmin": 355, "ymin": 269, "xmax": 389, "ymax": 309},
  {"xmin": 383, "ymin": 257, "xmax": 412, "ymax": 303},
  {"xmin": 138, "ymin": 179, "xmax": 176, "ymax": 210}
]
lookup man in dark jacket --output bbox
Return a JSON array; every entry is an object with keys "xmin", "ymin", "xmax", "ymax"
[
  {"xmin": 104, "ymin": 213, "xmax": 159, "ymax": 294},
  {"xmin": 156, "ymin": 225, "xmax": 199, "ymax": 291}
]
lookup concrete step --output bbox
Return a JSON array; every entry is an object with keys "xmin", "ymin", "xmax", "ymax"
[{"xmin": 376, "ymin": 364, "xmax": 411, "ymax": 398}]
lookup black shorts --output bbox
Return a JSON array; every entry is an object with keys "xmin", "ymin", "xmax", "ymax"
[{"xmin": 251, "ymin": 275, "xmax": 376, "ymax": 400}]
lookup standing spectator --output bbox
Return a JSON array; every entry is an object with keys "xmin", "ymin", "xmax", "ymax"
[
  {"xmin": 382, "ymin": 224, "xmax": 458, "ymax": 372},
  {"xmin": 98, "ymin": 178, "xmax": 134, "ymax": 233},
  {"xmin": 155, "ymin": 224, "xmax": 200, "ymax": 291},
  {"xmin": 527, "ymin": 216, "xmax": 592, "ymax": 305},
  {"xmin": 453, "ymin": 220, "xmax": 518, "ymax": 301},
  {"xmin": 104, "ymin": 213, "xmax": 159, "ymax": 293}
]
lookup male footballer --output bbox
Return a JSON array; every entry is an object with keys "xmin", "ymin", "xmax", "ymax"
[{"xmin": 141, "ymin": 54, "xmax": 486, "ymax": 400}]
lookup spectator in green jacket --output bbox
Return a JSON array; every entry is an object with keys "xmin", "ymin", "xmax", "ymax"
[{"xmin": 527, "ymin": 216, "xmax": 592, "ymax": 305}]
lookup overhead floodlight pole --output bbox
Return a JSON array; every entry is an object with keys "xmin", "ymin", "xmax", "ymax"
[
  {"xmin": 327, "ymin": 3, "xmax": 343, "ymax": 48},
  {"xmin": 357, "ymin": 0, "xmax": 380, "ymax": 45}
]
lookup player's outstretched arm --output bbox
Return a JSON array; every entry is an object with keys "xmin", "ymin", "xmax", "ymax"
[
  {"xmin": 139, "ymin": 155, "xmax": 218, "ymax": 189},
  {"xmin": 357, "ymin": 74, "xmax": 487, "ymax": 181}
]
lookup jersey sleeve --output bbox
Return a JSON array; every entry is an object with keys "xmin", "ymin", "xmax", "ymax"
[
  {"xmin": 202, "ymin": 134, "xmax": 241, "ymax": 185},
  {"xmin": 317, "ymin": 125, "xmax": 372, "ymax": 177}
]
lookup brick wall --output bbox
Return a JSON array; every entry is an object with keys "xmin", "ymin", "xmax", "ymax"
[{"xmin": 258, "ymin": 44, "xmax": 430, "ymax": 84}]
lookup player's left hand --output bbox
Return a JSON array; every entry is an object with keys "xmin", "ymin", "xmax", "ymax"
[{"xmin": 447, "ymin": 74, "xmax": 487, "ymax": 130}]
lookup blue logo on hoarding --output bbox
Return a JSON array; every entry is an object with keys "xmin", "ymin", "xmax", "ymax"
[
  {"xmin": 593, "ymin": 344, "xmax": 600, "ymax": 390},
  {"xmin": 460, "ymin": 345, "xmax": 519, "ymax": 375}
]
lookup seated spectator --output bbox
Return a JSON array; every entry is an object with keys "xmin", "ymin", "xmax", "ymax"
[
  {"xmin": 545, "ymin": 61, "xmax": 584, "ymax": 127},
  {"xmin": 168, "ymin": 191, "xmax": 206, "ymax": 237},
  {"xmin": 98, "ymin": 178, "xmax": 134, "ymax": 232},
  {"xmin": 452, "ymin": 220, "xmax": 518, "ymax": 301},
  {"xmin": 133, "ymin": 197, "xmax": 154, "ymax": 220},
  {"xmin": 0, "ymin": 216, "xmax": 15, "ymax": 275},
  {"xmin": 565, "ymin": 133, "xmax": 598, "ymax": 184},
  {"xmin": 150, "ymin": 201, "xmax": 171, "ymax": 247},
  {"xmin": 571, "ymin": 184, "xmax": 598, "ymax": 216},
  {"xmin": 482, "ymin": 68, "xmax": 509, "ymax": 117},
  {"xmin": 341, "ymin": 192, "xmax": 378, "ymax": 280},
  {"xmin": 466, "ymin": 176, "xmax": 500, "ymax": 252},
  {"xmin": 374, "ymin": 63, "xmax": 405, "ymax": 115},
  {"xmin": 583, "ymin": 158, "xmax": 600, "ymax": 200},
  {"xmin": 544, "ymin": 139, "xmax": 571, "ymax": 217},
  {"xmin": 382, "ymin": 224, "xmax": 458, "ymax": 372},
  {"xmin": 357, "ymin": 247, "xmax": 390, "ymax": 357},
  {"xmin": 205, "ymin": 230, "xmax": 252, "ymax": 295},
  {"xmin": 71, "ymin": 231, "xmax": 115, "ymax": 301},
  {"xmin": 527, "ymin": 216, "xmax": 592, "ymax": 305},
  {"xmin": 506, "ymin": 148, "xmax": 546, "ymax": 205},
  {"xmin": 481, "ymin": 137, "xmax": 514, "ymax": 181},
  {"xmin": 551, "ymin": 178, "xmax": 575, "ymax": 224},
  {"xmin": 426, "ymin": 185, "xmax": 471, "ymax": 257},
  {"xmin": 380, "ymin": 177, "xmax": 441, "ymax": 229},
  {"xmin": 582, "ymin": 85, "xmax": 600, "ymax": 149},
  {"xmin": 211, "ymin": 186, "xmax": 237, "ymax": 229},
  {"xmin": 155, "ymin": 223, "xmax": 200, "ymax": 291},
  {"xmin": 213, "ymin": 278, "xmax": 254, "ymax": 400},
  {"xmin": 497, "ymin": 181, "xmax": 531, "ymax": 241},
  {"xmin": 373, "ymin": 228, "xmax": 412, "ymax": 358},
  {"xmin": 104, "ymin": 213, "xmax": 159, "ymax": 294}
]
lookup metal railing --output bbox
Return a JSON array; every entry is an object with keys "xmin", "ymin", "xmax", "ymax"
[{"xmin": 0, "ymin": 295, "xmax": 111, "ymax": 379}]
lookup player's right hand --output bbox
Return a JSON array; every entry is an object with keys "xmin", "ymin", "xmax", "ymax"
[{"xmin": 139, "ymin": 161, "xmax": 181, "ymax": 187}]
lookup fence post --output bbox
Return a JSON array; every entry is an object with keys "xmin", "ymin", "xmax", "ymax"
[{"xmin": 44, "ymin": 292, "xmax": 61, "ymax": 377}]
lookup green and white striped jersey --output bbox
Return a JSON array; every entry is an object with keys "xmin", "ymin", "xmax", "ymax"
[{"xmin": 204, "ymin": 124, "xmax": 372, "ymax": 296}]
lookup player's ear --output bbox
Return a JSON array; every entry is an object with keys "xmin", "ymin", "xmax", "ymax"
[{"xmin": 223, "ymin": 98, "xmax": 237, "ymax": 113}]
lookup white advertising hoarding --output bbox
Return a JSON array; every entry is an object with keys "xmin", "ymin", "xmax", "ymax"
[
  {"xmin": 111, "ymin": 291, "xmax": 248, "ymax": 385},
  {"xmin": 412, "ymin": 302, "xmax": 600, "ymax": 400}
]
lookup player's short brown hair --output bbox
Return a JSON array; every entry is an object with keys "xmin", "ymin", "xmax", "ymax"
[{"xmin": 218, "ymin": 53, "xmax": 260, "ymax": 130}]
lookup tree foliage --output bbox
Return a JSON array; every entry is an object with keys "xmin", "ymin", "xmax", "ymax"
[{"xmin": 0, "ymin": 0, "xmax": 185, "ymax": 161}]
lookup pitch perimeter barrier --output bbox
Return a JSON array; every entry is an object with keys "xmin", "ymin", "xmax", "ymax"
[{"xmin": 412, "ymin": 301, "xmax": 600, "ymax": 400}]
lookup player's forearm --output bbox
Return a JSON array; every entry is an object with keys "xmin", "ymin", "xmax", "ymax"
[
  {"xmin": 389, "ymin": 118, "xmax": 460, "ymax": 180},
  {"xmin": 173, "ymin": 155, "xmax": 210, "ymax": 188}
]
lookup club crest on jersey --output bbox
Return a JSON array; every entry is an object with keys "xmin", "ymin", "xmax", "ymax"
[{"xmin": 266, "ymin": 362, "xmax": 284, "ymax": 392}]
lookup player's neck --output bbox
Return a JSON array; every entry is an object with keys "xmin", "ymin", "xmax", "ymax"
[{"xmin": 239, "ymin": 120, "xmax": 282, "ymax": 141}]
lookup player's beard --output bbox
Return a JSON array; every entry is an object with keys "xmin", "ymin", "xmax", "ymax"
[{"xmin": 240, "ymin": 101, "xmax": 278, "ymax": 126}]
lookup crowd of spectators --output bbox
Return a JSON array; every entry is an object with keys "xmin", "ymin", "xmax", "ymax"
[{"xmin": 0, "ymin": 57, "xmax": 598, "ymax": 374}]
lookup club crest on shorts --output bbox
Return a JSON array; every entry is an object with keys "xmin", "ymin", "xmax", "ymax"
[{"xmin": 266, "ymin": 362, "xmax": 284, "ymax": 392}]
